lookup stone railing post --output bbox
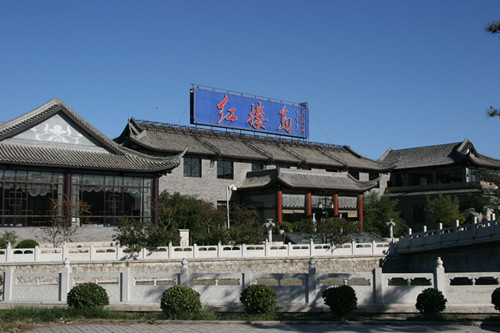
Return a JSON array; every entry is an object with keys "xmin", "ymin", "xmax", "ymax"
[
  {"xmin": 3, "ymin": 266, "xmax": 14, "ymax": 301},
  {"xmin": 89, "ymin": 245, "xmax": 95, "ymax": 261},
  {"xmin": 373, "ymin": 267, "xmax": 383, "ymax": 305},
  {"xmin": 116, "ymin": 245, "xmax": 123, "ymax": 260},
  {"xmin": 433, "ymin": 257, "xmax": 446, "ymax": 294},
  {"xmin": 243, "ymin": 270, "xmax": 253, "ymax": 289},
  {"xmin": 34, "ymin": 246, "xmax": 40, "ymax": 262},
  {"xmin": 217, "ymin": 242, "xmax": 222, "ymax": 258},
  {"xmin": 307, "ymin": 258, "xmax": 317, "ymax": 305},
  {"xmin": 180, "ymin": 258, "xmax": 191, "ymax": 287},
  {"xmin": 168, "ymin": 242, "xmax": 173, "ymax": 259},
  {"xmin": 62, "ymin": 242, "xmax": 68, "ymax": 261},
  {"xmin": 140, "ymin": 247, "xmax": 146, "ymax": 260},
  {"xmin": 60, "ymin": 259, "xmax": 72, "ymax": 302},
  {"xmin": 121, "ymin": 263, "xmax": 131, "ymax": 303},
  {"xmin": 5, "ymin": 242, "xmax": 12, "ymax": 262}
]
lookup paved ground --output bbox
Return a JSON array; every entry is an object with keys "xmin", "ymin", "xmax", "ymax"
[{"xmin": 26, "ymin": 322, "xmax": 500, "ymax": 333}]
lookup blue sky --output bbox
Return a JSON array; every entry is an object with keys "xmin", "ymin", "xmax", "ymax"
[{"xmin": 1, "ymin": 0, "xmax": 499, "ymax": 160}]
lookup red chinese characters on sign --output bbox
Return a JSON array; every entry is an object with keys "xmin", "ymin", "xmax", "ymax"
[
  {"xmin": 246, "ymin": 101, "xmax": 268, "ymax": 130},
  {"xmin": 216, "ymin": 95, "xmax": 237, "ymax": 124},
  {"xmin": 296, "ymin": 110, "xmax": 306, "ymax": 134},
  {"xmin": 277, "ymin": 106, "xmax": 291, "ymax": 133}
]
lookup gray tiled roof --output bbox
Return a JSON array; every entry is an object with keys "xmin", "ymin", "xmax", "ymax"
[
  {"xmin": 236, "ymin": 169, "xmax": 378, "ymax": 192},
  {"xmin": 117, "ymin": 119, "xmax": 395, "ymax": 172},
  {"xmin": 379, "ymin": 139, "xmax": 500, "ymax": 170},
  {"xmin": 0, "ymin": 99, "xmax": 181, "ymax": 173},
  {"xmin": 0, "ymin": 142, "xmax": 180, "ymax": 172}
]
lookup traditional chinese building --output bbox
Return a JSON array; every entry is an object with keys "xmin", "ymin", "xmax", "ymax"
[
  {"xmin": 380, "ymin": 139, "xmax": 500, "ymax": 229},
  {"xmin": 0, "ymin": 99, "xmax": 182, "ymax": 231},
  {"xmin": 115, "ymin": 119, "xmax": 395, "ymax": 227}
]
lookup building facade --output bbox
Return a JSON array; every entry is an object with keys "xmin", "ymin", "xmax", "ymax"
[
  {"xmin": 116, "ymin": 119, "xmax": 395, "ymax": 227},
  {"xmin": 380, "ymin": 139, "xmax": 500, "ymax": 229},
  {"xmin": 0, "ymin": 100, "xmax": 181, "ymax": 230}
]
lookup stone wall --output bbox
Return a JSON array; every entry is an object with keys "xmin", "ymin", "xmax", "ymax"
[{"xmin": 1, "ymin": 256, "xmax": 498, "ymax": 313}]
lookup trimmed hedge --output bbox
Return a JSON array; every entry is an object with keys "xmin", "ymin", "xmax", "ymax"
[
  {"xmin": 322, "ymin": 285, "xmax": 357, "ymax": 318},
  {"xmin": 160, "ymin": 285, "xmax": 202, "ymax": 318},
  {"xmin": 66, "ymin": 283, "xmax": 109, "ymax": 309},
  {"xmin": 240, "ymin": 284, "xmax": 276, "ymax": 314},
  {"xmin": 492, "ymin": 287, "xmax": 500, "ymax": 311},
  {"xmin": 15, "ymin": 239, "xmax": 39, "ymax": 249},
  {"xmin": 415, "ymin": 288, "xmax": 447, "ymax": 316}
]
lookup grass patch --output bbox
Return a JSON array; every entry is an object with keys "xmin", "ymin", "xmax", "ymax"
[{"xmin": 0, "ymin": 306, "xmax": 497, "ymax": 332}]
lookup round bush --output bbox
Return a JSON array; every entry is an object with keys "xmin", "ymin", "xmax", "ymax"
[
  {"xmin": 67, "ymin": 282, "xmax": 109, "ymax": 309},
  {"xmin": 15, "ymin": 239, "xmax": 39, "ymax": 248},
  {"xmin": 160, "ymin": 285, "xmax": 202, "ymax": 318},
  {"xmin": 415, "ymin": 288, "xmax": 447, "ymax": 316},
  {"xmin": 240, "ymin": 284, "xmax": 276, "ymax": 314},
  {"xmin": 492, "ymin": 287, "xmax": 500, "ymax": 311},
  {"xmin": 322, "ymin": 285, "xmax": 357, "ymax": 318}
]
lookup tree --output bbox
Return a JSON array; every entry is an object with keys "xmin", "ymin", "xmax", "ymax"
[
  {"xmin": 485, "ymin": 21, "xmax": 499, "ymax": 117},
  {"xmin": 486, "ymin": 20, "xmax": 500, "ymax": 34},
  {"xmin": 43, "ymin": 197, "xmax": 91, "ymax": 247},
  {"xmin": 228, "ymin": 204, "xmax": 264, "ymax": 244},
  {"xmin": 363, "ymin": 192, "xmax": 407, "ymax": 238},
  {"xmin": 425, "ymin": 194, "xmax": 465, "ymax": 227},
  {"xmin": 297, "ymin": 217, "xmax": 359, "ymax": 245},
  {"xmin": 159, "ymin": 191, "xmax": 229, "ymax": 245},
  {"xmin": 477, "ymin": 169, "xmax": 500, "ymax": 216},
  {"xmin": 487, "ymin": 106, "xmax": 500, "ymax": 118},
  {"xmin": 114, "ymin": 191, "xmax": 264, "ymax": 250},
  {"xmin": 316, "ymin": 217, "xmax": 359, "ymax": 245},
  {"xmin": 0, "ymin": 231, "xmax": 18, "ymax": 248}
]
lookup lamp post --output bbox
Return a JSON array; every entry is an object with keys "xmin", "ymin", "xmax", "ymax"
[{"xmin": 226, "ymin": 184, "xmax": 237, "ymax": 228}]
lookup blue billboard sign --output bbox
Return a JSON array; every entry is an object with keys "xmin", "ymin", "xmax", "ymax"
[{"xmin": 190, "ymin": 87, "xmax": 309, "ymax": 138}]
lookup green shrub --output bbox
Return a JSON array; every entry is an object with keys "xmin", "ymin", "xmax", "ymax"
[
  {"xmin": 492, "ymin": 287, "xmax": 500, "ymax": 311},
  {"xmin": 322, "ymin": 285, "xmax": 357, "ymax": 318},
  {"xmin": 0, "ymin": 231, "xmax": 18, "ymax": 248},
  {"xmin": 160, "ymin": 285, "xmax": 202, "ymax": 319},
  {"xmin": 415, "ymin": 288, "xmax": 447, "ymax": 316},
  {"xmin": 15, "ymin": 239, "xmax": 39, "ymax": 248},
  {"xmin": 240, "ymin": 284, "xmax": 276, "ymax": 314},
  {"xmin": 66, "ymin": 283, "xmax": 109, "ymax": 309}
]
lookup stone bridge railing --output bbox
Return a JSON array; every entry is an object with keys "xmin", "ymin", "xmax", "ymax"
[
  {"xmin": 396, "ymin": 218, "xmax": 500, "ymax": 254},
  {"xmin": 0, "ymin": 239, "xmax": 393, "ymax": 263},
  {"xmin": 1, "ymin": 256, "xmax": 498, "ymax": 313}
]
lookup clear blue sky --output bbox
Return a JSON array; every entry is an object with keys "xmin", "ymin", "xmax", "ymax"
[{"xmin": 1, "ymin": 0, "xmax": 499, "ymax": 160}]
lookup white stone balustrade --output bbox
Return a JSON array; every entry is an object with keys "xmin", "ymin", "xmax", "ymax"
[
  {"xmin": 397, "ymin": 218, "xmax": 500, "ymax": 253},
  {"xmin": 0, "ymin": 239, "xmax": 393, "ymax": 263}
]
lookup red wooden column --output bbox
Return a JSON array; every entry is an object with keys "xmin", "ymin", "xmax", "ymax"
[
  {"xmin": 306, "ymin": 192, "xmax": 312, "ymax": 218},
  {"xmin": 152, "ymin": 176, "xmax": 160, "ymax": 225},
  {"xmin": 276, "ymin": 190, "xmax": 283, "ymax": 223},
  {"xmin": 358, "ymin": 194, "xmax": 364, "ymax": 232},
  {"xmin": 333, "ymin": 194, "xmax": 339, "ymax": 217}
]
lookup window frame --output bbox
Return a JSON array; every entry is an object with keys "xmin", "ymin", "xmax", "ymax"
[
  {"xmin": 217, "ymin": 160, "xmax": 234, "ymax": 179},
  {"xmin": 183, "ymin": 157, "xmax": 202, "ymax": 178}
]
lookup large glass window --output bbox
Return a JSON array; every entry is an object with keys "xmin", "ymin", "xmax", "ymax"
[
  {"xmin": 184, "ymin": 157, "xmax": 201, "ymax": 177},
  {"xmin": 72, "ymin": 174, "xmax": 152, "ymax": 226},
  {"xmin": 217, "ymin": 160, "xmax": 234, "ymax": 179},
  {"xmin": 0, "ymin": 170, "xmax": 64, "ymax": 227}
]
